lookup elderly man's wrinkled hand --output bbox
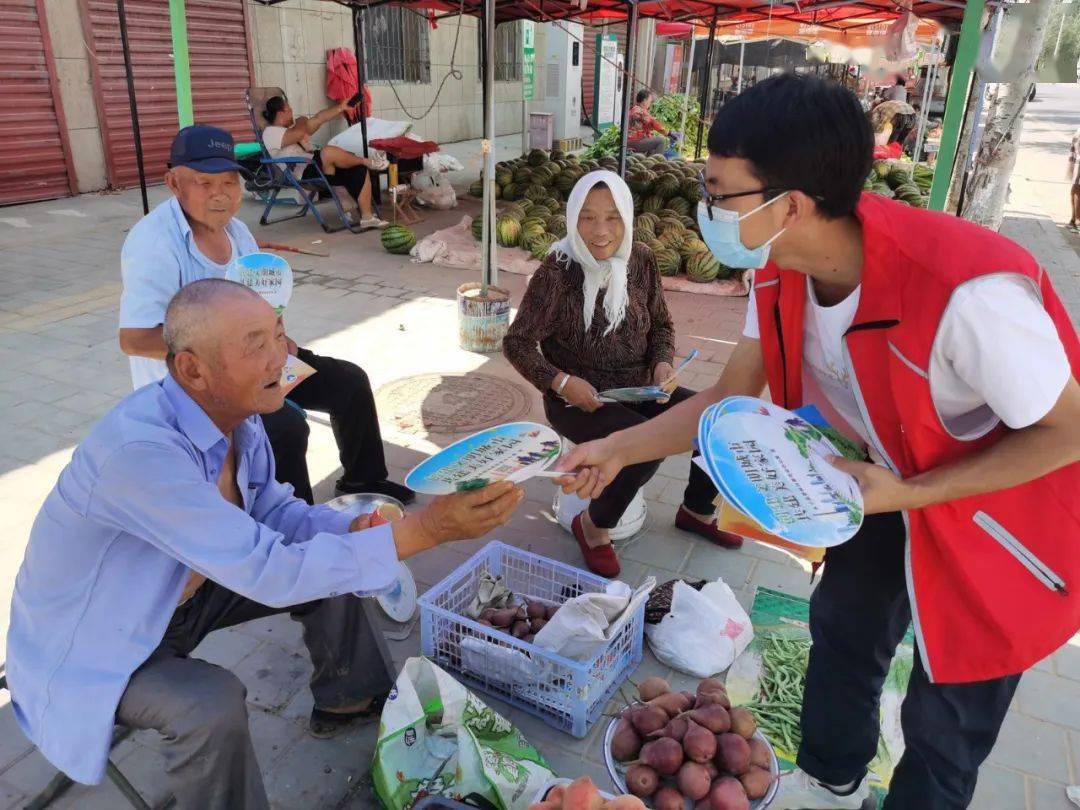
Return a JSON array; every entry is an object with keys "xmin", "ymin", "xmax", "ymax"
[{"xmin": 418, "ymin": 482, "xmax": 524, "ymax": 544}]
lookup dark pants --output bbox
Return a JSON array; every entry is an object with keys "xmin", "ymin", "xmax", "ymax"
[
  {"xmin": 544, "ymin": 386, "xmax": 717, "ymax": 529},
  {"xmin": 261, "ymin": 347, "xmax": 388, "ymax": 504},
  {"xmin": 798, "ymin": 512, "xmax": 1021, "ymax": 809},
  {"xmin": 115, "ymin": 582, "xmax": 395, "ymax": 810},
  {"xmin": 628, "ymin": 136, "xmax": 667, "ymax": 156}
]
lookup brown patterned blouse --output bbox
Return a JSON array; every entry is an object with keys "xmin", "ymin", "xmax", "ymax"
[{"xmin": 502, "ymin": 244, "xmax": 676, "ymax": 393}]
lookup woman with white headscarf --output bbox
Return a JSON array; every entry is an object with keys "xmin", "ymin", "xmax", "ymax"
[{"xmin": 503, "ymin": 171, "xmax": 736, "ymax": 577}]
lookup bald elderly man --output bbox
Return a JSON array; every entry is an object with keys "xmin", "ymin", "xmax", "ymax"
[
  {"xmin": 7, "ymin": 279, "xmax": 523, "ymax": 809},
  {"xmin": 118, "ymin": 124, "xmax": 408, "ymax": 505}
]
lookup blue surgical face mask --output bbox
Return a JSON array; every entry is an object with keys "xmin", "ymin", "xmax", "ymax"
[{"xmin": 697, "ymin": 192, "xmax": 789, "ymax": 270}]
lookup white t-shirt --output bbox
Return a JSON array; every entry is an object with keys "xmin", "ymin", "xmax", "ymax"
[
  {"xmin": 743, "ymin": 274, "xmax": 1071, "ymax": 456},
  {"xmin": 262, "ymin": 126, "xmax": 313, "ymax": 179}
]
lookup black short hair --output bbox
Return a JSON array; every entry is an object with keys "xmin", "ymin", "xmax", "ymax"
[
  {"xmin": 635, "ymin": 89, "xmax": 652, "ymax": 105},
  {"xmin": 707, "ymin": 73, "xmax": 871, "ymax": 218},
  {"xmin": 263, "ymin": 95, "xmax": 287, "ymax": 123},
  {"xmin": 897, "ymin": 76, "xmax": 906, "ymax": 86}
]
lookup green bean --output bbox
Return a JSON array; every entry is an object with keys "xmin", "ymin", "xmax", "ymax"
[{"xmin": 745, "ymin": 632, "xmax": 812, "ymax": 756}]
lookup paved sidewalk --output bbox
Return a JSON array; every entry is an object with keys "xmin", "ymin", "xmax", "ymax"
[{"xmin": 0, "ymin": 145, "xmax": 1076, "ymax": 807}]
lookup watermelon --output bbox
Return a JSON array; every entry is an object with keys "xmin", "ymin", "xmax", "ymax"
[
  {"xmin": 677, "ymin": 214, "xmax": 696, "ymax": 229},
  {"xmin": 680, "ymin": 237, "xmax": 708, "ymax": 260},
  {"xmin": 655, "ymin": 247, "xmax": 681, "ymax": 277},
  {"xmin": 666, "ymin": 197, "xmax": 691, "ymax": 217},
  {"xmin": 654, "ymin": 175, "xmax": 680, "ymax": 199},
  {"xmin": 685, "ymin": 251, "xmax": 720, "ymax": 283},
  {"xmin": 524, "ymin": 185, "xmax": 548, "ymax": 202},
  {"xmin": 471, "ymin": 216, "xmax": 484, "ymax": 241},
  {"xmin": 529, "ymin": 233, "xmax": 559, "ymax": 260},
  {"xmin": 635, "ymin": 213, "xmax": 660, "ymax": 233},
  {"xmin": 520, "ymin": 216, "xmax": 547, "ymax": 232},
  {"xmin": 886, "ymin": 168, "xmax": 911, "ymax": 190},
  {"xmin": 528, "ymin": 149, "xmax": 548, "ymax": 167},
  {"xmin": 555, "ymin": 173, "xmax": 578, "ymax": 197},
  {"xmin": 517, "ymin": 199, "xmax": 535, "ymax": 213},
  {"xmin": 501, "ymin": 205, "xmax": 526, "ymax": 221},
  {"xmin": 381, "ymin": 224, "xmax": 416, "ymax": 255},
  {"xmin": 546, "ymin": 215, "xmax": 567, "ymax": 238},
  {"xmin": 528, "ymin": 205, "xmax": 553, "ymax": 220},
  {"xmin": 513, "ymin": 167, "xmax": 534, "ymax": 185},
  {"xmin": 681, "ymin": 178, "xmax": 702, "ymax": 202},
  {"xmin": 502, "ymin": 183, "xmax": 520, "ymax": 201},
  {"xmin": 643, "ymin": 195, "xmax": 666, "ymax": 214},
  {"xmin": 496, "ymin": 216, "xmax": 522, "ymax": 247},
  {"xmin": 468, "ymin": 180, "xmax": 484, "ymax": 198},
  {"xmin": 495, "ymin": 168, "xmax": 513, "ymax": 187}
]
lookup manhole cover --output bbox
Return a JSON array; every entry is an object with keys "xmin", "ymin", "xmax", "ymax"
[{"xmin": 375, "ymin": 373, "xmax": 532, "ymax": 436}]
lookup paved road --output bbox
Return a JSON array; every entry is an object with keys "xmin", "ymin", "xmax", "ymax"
[{"xmin": 1012, "ymin": 83, "xmax": 1080, "ymax": 233}]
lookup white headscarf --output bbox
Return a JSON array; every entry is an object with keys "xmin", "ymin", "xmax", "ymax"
[{"xmin": 552, "ymin": 170, "xmax": 634, "ymax": 335}]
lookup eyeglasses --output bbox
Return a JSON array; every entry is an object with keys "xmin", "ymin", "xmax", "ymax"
[{"xmin": 698, "ymin": 172, "xmax": 782, "ymax": 220}]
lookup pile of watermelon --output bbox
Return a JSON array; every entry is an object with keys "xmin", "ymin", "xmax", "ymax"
[
  {"xmin": 863, "ymin": 161, "xmax": 933, "ymax": 207},
  {"xmin": 468, "ymin": 149, "xmax": 739, "ymax": 283}
]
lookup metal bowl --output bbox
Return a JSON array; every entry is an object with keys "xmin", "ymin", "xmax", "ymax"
[
  {"xmin": 325, "ymin": 492, "xmax": 406, "ymax": 521},
  {"xmin": 602, "ymin": 707, "xmax": 780, "ymax": 808}
]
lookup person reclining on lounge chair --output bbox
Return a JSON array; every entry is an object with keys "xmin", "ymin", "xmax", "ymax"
[{"xmin": 262, "ymin": 94, "xmax": 387, "ymax": 230}]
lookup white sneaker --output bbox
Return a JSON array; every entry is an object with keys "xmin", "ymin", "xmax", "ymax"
[
  {"xmin": 359, "ymin": 216, "xmax": 389, "ymax": 230},
  {"xmin": 770, "ymin": 768, "xmax": 869, "ymax": 810}
]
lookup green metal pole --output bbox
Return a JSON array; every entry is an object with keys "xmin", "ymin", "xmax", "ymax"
[
  {"xmin": 169, "ymin": 0, "xmax": 193, "ymax": 127},
  {"xmin": 928, "ymin": 0, "xmax": 986, "ymax": 211}
]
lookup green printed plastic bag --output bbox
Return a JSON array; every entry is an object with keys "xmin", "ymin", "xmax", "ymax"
[{"xmin": 372, "ymin": 657, "xmax": 555, "ymax": 810}]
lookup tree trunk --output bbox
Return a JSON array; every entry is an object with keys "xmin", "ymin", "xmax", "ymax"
[{"xmin": 961, "ymin": 0, "xmax": 1055, "ymax": 229}]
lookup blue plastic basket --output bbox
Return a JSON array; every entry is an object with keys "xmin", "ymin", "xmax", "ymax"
[{"xmin": 419, "ymin": 541, "xmax": 644, "ymax": 739}]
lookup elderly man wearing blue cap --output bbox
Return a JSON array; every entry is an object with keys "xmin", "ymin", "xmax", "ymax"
[{"xmin": 118, "ymin": 125, "xmax": 413, "ymax": 506}]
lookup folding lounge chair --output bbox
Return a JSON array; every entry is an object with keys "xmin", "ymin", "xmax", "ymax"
[{"xmin": 244, "ymin": 87, "xmax": 365, "ymax": 234}]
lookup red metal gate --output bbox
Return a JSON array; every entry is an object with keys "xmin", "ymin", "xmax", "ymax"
[
  {"xmin": 0, "ymin": 0, "xmax": 78, "ymax": 205},
  {"xmin": 81, "ymin": 0, "xmax": 255, "ymax": 190}
]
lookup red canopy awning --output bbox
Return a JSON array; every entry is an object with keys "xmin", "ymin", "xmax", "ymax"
[{"xmin": 317, "ymin": 0, "xmax": 969, "ymax": 29}]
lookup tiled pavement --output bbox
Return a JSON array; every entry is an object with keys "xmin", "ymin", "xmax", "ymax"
[{"xmin": 0, "ymin": 137, "xmax": 1077, "ymax": 808}]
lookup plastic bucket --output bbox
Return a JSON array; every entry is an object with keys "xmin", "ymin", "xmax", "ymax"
[{"xmin": 457, "ymin": 282, "xmax": 510, "ymax": 353}]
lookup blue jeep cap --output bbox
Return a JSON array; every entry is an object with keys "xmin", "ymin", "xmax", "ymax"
[{"xmin": 169, "ymin": 124, "xmax": 243, "ymax": 173}]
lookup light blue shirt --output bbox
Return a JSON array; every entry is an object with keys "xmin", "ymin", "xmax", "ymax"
[
  {"xmin": 119, "ymin": 196, "xmax": 260, "ymax": 389},
  {"xmin": 5, "ymin": 375, "xmax": 399, "ymax": 785}
]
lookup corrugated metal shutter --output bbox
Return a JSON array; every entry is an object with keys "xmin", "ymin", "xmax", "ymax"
[
  {"xmin": 0, "ymin": 0, "xmax": 77, "ymax": 205},
  {"xmin": 82, "ymin": 0, "xmax": 253, "ymax": 190},
  {"xmin": 580, "ymin": 24, "xmax": 626, "ymax": 127}
]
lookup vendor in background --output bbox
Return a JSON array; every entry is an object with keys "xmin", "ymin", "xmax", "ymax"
[
  {"xmin": 887, "ymin": 75, "xmax": 908, "ymax": 102},
  {"xmin": 870, "ymin": 100, "xmax": 917, "ymax": 161},
  {"xmin": 502, "ymin": 171, "xmax": 737, "ymax": 578},
  {"xmin": 556, "ymin": 74, "xmax": 1079, "ymax": 809},
  {"xmin": 262, "ymin": 95, "xmax": 387, "ymax": 230},
  {"xmin": 626, "ymin": 90, "xmax": 669, "ymax": 156}
]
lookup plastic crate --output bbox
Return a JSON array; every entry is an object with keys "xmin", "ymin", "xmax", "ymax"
[{"xmin": 419, "ymin": 541, "xmax": 644, "ymax": 739}]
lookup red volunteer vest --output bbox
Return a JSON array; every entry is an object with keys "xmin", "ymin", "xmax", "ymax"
[{"xmin": 754, "ymin": 193, "xmax": 1080, "ymax": 683}]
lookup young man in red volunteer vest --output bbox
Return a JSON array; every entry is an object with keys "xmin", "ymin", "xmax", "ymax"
[{"xmin": 557, "ymin": 74, "xmax": 1080, "ymax": 809}]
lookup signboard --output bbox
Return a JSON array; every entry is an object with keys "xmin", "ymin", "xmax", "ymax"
[
  {"xmin": 594, "ymin": 34, "xmax": 619, "ymax": 130},
  {"xmin": 522, "ymin": 21, "xmax": 536, "ymax": 101}
]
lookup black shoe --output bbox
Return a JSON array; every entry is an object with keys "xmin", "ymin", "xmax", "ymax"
[
  {"xmin": 308, "ymin": 693, "xmax": 388, "ymax": 739},
  {"xmin": 335, "ymin": 478, "xmax": 416, "ymax": 504}
]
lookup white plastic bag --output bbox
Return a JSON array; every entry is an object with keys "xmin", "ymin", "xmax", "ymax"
[
  {"xmin": 533, "ymin": 577, "xmax": 655, "ymax": 662},
  {"xmin": 423, "ymin": 152, "xmax": 464, "ymax": 173},
  {"xmin": 645, "ymin": 579, "xmax": 754, "ymax": 677},
  {"xmin": 412, "ymin": 171, "xmax": 458, "ymax": 209}
]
